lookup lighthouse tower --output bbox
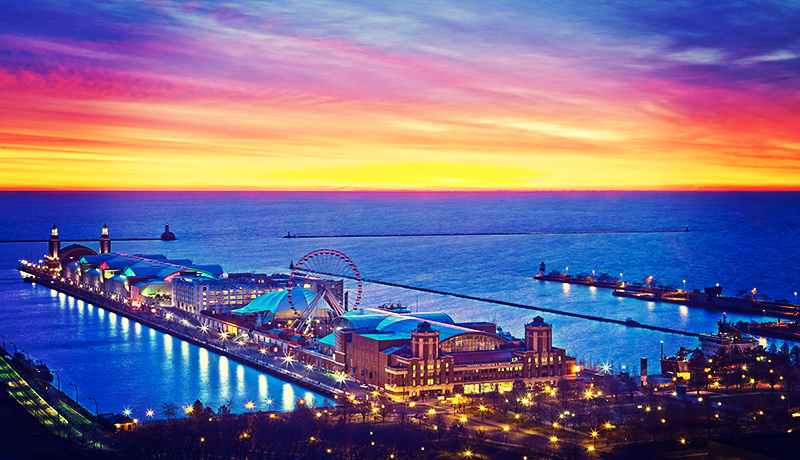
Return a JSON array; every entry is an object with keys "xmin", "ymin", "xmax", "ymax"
[
  {"xmin": 99, "ymin": 224, "xmax": 111, "ymax": 253},
  {"xmin": 46, "ymin": 224, "xmax": 61, "ymax": 269}
]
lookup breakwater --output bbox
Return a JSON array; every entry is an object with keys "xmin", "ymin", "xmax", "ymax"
[
  {"xmin": 296, "ymin": 269, "xmax": 702, "ymax": 338},
  {"xmin": 16, "ymin": 267, "xmax": 345, "ymax": 400},
  {"xmin": 284, "ymin": 228, "xmax": 689, "ymax": 239}
]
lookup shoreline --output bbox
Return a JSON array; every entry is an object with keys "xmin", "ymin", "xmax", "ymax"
[{"xmin": 16, "ymin": 266, "xmax": 346, "ymax": 401}]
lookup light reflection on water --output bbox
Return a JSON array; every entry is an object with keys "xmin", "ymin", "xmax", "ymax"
[
  {"xmin": 0, "ymin": 285, "xmax": 333, "ymax": 417},
  {"xmin": 4, "ymin": 192, "xmax": 798, "ymax": 419}
]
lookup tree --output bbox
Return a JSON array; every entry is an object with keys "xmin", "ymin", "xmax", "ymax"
[
  {"xmin": 688, "ymin": 351, "xmax": 709, "ymax": 395},
  {"xmin": 161, "ymin": 402, "xmax": 177, "ymax": 422},
  {"xmin": 605, "ymin": 377, "xmax": 624, "ymax": 403}
]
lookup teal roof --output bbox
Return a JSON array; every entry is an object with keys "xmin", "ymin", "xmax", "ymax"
[
  {"xmin": 319, "ymin": 333, "xmax": 335, "ymax": 347},
  {"xmin": 230, "ymin": 287, "xmax": 318, "ymax": 314}
]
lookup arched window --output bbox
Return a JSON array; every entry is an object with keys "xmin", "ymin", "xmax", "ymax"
[{"xmin": 439, "ymin": 333, "xmax": 505, "ymax": 353}]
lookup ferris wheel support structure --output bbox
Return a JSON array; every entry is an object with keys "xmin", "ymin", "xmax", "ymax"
[{"xmin": 288, "ymin": 249, "xmax": 362, "ymax": 335}]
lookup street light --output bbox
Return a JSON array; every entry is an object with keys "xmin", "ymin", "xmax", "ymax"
[
  {"xmin": 87, "ymin": 397, "xmax": 99, "ymax": 419},
  {"xmin": 51, "ymin": 369, "xmax": 60, "ymax": 391},
  {"xmin": 69, "ymin": 383, "xmax": 78, "ymax": 403},
  {"xmin": 9, "ymin": 341, "xmax": 17, "ymax": 356}
]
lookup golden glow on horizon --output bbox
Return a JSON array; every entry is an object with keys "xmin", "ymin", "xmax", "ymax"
[{"xmin": 1, "ymin": 89, "xmax": 799, "ymax": 191}]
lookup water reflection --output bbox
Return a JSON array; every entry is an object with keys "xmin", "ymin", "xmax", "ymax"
[
  {"xmin": 199, "ymin": 348, "xmax": 209, "ymax": 388},
  {"xmin": 562, "ymin": 283, "xmax": 570, "ymax": 294},
  {"xmin": 219, "ymin": 356, "xmax": 230, "ymax": 401},
  {"xmin": 258, "ymin": 374, "xmax": 268, "ymax": 402},
  {"xmin": 679, "ymin": 305, "xmax": 689, "ymax": 319},
  {"xmin": 236, "ymin": 364, "xmax": 245, "ymax": 395},
  {"xmin": 281, "ymin": 383, "xmax": 295, "ymax": 412}
]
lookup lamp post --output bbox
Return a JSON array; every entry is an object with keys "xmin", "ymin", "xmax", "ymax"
[
  {"xmin": 69, "ymin": 383, "xmax": 78, "ymax": 403},
  {"xmin": 22, "ymin": 350, "xmax": 31, "ymax": 363},
  {"xmin": 683, "ymin": 280, "xmax": 686, "ymax": 290},
  {"xmin": 87, "ymin": 397, "xmax": 99, "ymax": 419},
  {"xmin": 87, "ymin": 397, "xmax": 99, "ymax": 448},
  {"xmin": 0, "ymin": 333, "xmax": 4, "ymax": 351},
  {"xmin": 9, "ymin": 341, "xmax": 17, "ymax": 356},
  {"xmin": 51, "ymin": 369, "xmax": 61, "ymax": 391}
]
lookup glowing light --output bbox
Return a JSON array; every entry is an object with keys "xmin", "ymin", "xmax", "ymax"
[{"xmin": 146, "ymin": 409, "xmax": 154, "ymax": 418}]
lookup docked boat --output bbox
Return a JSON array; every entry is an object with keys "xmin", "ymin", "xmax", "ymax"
[{"xmin": 698, "ymin": 332, "xmax": 758, "ymax": 356}]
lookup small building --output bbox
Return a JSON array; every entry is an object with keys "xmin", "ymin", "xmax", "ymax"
[{"xmin": 100, "ymin": 413, "xmax": 134, "ymax": 432}]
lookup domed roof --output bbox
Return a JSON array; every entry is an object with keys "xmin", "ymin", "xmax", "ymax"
[{"xmin": 230, "ymin": 287, "xmax": 318, "ymax": 315}]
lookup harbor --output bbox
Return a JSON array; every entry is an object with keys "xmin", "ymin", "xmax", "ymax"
[{"xmin": 534, "ymin": 267, "xmax": 800, "ymax": 322}]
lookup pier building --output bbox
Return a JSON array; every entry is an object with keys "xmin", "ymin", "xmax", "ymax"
[{"xmin": 300, "ymin": 309, "xmax": 575, "ymax": 400}]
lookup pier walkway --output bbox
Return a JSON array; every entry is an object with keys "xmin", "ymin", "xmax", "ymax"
[{"xmin": 16, "ymin": 265, "xmax": 359, "ymax": 401}]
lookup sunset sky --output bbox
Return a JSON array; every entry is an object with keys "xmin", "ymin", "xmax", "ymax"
[{"xmin": 1, "ymin": 1, "xmax": 799, "ymax": 190}]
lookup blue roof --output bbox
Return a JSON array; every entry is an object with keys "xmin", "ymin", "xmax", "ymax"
[{"xmin": 230, "ymin": 287, "xmax": 318, "ymax": 314}]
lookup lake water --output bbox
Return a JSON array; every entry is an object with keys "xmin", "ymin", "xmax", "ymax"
[{"xmin": 1, "ymin": 191, "xmax": 798, "ymax": 417}]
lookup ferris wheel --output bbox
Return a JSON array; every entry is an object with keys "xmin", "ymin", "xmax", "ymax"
[{"xmin": 288, "ymin": 250, "xmax": 362, "ymax": 331}]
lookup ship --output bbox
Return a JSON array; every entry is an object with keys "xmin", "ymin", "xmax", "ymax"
[{"xmin": 698, "ymin": 314, "xmax": 758, "ymax": 356}]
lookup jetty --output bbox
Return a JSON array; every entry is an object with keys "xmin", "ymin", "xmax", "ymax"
[
  {"xmin": 283, "ymin": 227, "xmax": 690, "ymax": 239},
  {"xmin": 296, "ymin": 268, "xmax": 702, "ymax": 338}
]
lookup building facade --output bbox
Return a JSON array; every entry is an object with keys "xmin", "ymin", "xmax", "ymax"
[{"xmin": 305, "ymin": 309, "xmax": 575, "ymax": 400}]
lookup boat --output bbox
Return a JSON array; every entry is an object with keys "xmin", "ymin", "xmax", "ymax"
[
  {"xmin": 699, "ymin": 313, "xmax": 759, "ymax": 356},
  {"xmin": 624, "ymin": 317, "xmax": 640, "ymax": 326}
]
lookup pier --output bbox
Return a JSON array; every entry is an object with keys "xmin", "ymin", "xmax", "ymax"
[
  {"xmin": 283, "ymin": 227, "xmax": 690, "ymax": 239},
  {"xmin": 16, "ymin": 265, "xmax": 352, "ymax": 400}
]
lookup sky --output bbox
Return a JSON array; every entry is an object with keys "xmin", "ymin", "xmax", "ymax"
[{"xmin": 1, "ymin": 0, "xmax": 799, "ymax": 191}]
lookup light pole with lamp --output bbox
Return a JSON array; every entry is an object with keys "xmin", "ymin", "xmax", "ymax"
[
  {"xmin": 0, "ymin": 333, "xmax": 4, "ymax": 351},
  {"xmin": 69, "ymin": 383, "xmax": 78, "ymax": 403},
  {"xmin": 87, "ymin": 397, "xmax": 99, "ymax": 448},
  {"xmin": 9, "ymin": 341, "xmax": 17, "ymax": 356},
  {"xmin": 51, "ymin": 369, "xmax": 60, "ymax": 391}
]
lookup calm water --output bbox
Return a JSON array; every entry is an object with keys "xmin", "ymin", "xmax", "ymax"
[{"xmin": 1, "ymin": 192, "xmax": 799, "ymax": 416}]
